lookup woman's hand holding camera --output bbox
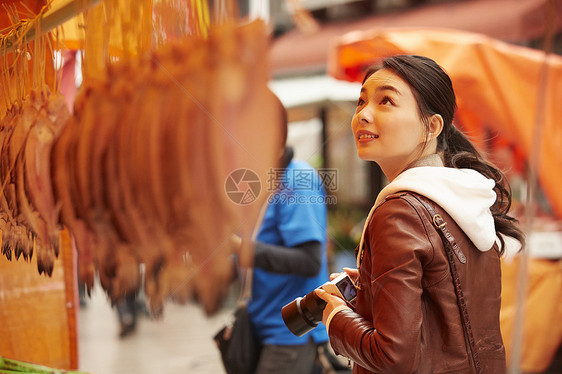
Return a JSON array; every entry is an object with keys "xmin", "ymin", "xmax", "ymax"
[
  {"xmin": 314, "ymin": 268, "xmax": 358, "ymax": 325},
  {"xmin": 330, "ymin": 267, "xmax": 358, "ymax": 281},
  {"xmin": 314, "ymin": 288, "xmax": 348, "ymax": 325}
]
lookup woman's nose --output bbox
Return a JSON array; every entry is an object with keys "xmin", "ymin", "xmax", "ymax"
[{"xmin": 357, "ymin": 105, "xmax": 373, "ymax": 125}]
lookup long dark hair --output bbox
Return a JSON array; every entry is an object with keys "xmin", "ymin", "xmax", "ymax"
[{"xmin": 364, "ymin": 55, "xmax": 524, "ymax": 254}]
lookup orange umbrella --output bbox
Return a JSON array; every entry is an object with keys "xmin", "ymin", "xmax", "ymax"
[{"xmin": 328, "ymin": 28, "xmax": 562, "ymax": 218}]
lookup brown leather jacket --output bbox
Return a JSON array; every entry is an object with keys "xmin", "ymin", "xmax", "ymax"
[{"xmin": 328, "ymin": 192, "xmax": 506, "ymax": 373}]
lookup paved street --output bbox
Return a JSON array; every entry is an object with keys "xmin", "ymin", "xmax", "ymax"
[{"xmin": 78, "ymin": 285, "xmax": 234, "ymax": 374}]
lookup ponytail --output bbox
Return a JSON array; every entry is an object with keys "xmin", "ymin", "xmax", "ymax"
[{"xmin": 441, "ymin": 125, "xmax": 525, "ymax": 255}]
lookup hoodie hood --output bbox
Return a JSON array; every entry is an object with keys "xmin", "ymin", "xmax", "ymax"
[{"xmin": 374, "ymin": 166, "xmax": 497, "ymax": 252}]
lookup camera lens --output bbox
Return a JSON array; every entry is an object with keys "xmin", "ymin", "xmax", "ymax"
[{"xmin": 281, "ymin": 291, "xmax": 327, "ymax": 336}]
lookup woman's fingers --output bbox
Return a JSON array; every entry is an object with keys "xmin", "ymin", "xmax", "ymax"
[
  {"xmin": 330, "ymin": 268, "xmax": 359, "ymax": 282},
  {"xmin": 329, "ymin": 272, "xmax": 341, "ymax": 281},
  {"xmin": 314, "ymin": 288, "xmax": 327, "ymax": 299},
  {"xmin": 314, "ymin": 288, "xmax": 349, "ymax": 325},
  {"xmin": 343, "ymin": 267, "xmax": 359, "ymax": 280}
]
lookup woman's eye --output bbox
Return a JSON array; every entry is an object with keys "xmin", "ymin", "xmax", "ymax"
[
  {"xmin": 357, "ymin": 98, "xmax": 365, "ymax": 106},
  {"xmin": 380, "ymin": 96, "xmax": 393, "ymax": 105}
]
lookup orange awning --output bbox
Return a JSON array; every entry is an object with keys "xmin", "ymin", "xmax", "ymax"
[
  {"xmin": 271, "ymin": 0, "xmax": 561, "ymax": 75},
  {"xmin": 328, "ymin": 28, "xmax": 562, "ymax": 218}
]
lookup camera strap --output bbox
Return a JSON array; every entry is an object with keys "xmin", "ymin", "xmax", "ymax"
[
  {"xmin": 237, "ymin": 199, "xmax": 269, "ymax": 305},
  {"xmin": 410, "ymin": 193, "xmax": 483, "ymax": 374},
  {"xmin": 238, "ymin": 267, "xmax": 253, "ymax": 306}
]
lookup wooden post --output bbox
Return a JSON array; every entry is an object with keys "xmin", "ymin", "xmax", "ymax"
[{"xmin": 0, "ymin": 229, "xmax": 78, "ymax": 369}]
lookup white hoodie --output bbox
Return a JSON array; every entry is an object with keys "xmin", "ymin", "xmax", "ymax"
[{"xmin": 361, "ymin": 165, "xmax": 497, "ymax": 253}]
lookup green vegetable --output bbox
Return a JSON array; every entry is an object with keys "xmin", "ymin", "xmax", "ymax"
[{"xmin": 0, "ymin": 357, "xmax": 88, "ymax": 374}]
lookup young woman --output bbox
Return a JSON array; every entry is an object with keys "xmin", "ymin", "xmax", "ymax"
[{"xmin": 315, "ymin": 55, "xmax": 524, "ymax": 373}]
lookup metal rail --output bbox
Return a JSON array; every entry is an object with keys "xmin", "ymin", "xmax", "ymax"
[{"xmin": 0, "ymin": 0, "xmax": 100, "ymax": 54}]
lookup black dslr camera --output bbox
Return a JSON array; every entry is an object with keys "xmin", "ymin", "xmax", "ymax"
[{"xmin": 281, "ymin": 273, "xmax": 357, "ymax": 337}]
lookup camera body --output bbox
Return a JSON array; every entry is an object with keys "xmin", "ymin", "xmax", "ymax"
[{"xmin": 282, "ymin": 273, "xmax": 357, "ymax": 337}]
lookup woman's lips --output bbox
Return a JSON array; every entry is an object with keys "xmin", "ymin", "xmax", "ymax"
[{"xmin": 356, "ymin": 130, "xmax": 379, "ymax": 143}]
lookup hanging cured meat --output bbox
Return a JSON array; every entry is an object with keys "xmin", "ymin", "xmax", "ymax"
[
  {"xmin": 1, "ymin": 0, "xmax": 282, "ymax": 316},
  {"xmin": 0, "ymin": 107, "xmax": 35, "ymax": 263},
  {"xmin": 0, "ymin": 3, "xmax": 69, "ymax": 276},
  {"xmin": 0, "ymin": 88, "xmax": 70, "ymax": 276},
  {"xmin": 52, "ymin": 19, "xmax": 282, "ymax": 315}
]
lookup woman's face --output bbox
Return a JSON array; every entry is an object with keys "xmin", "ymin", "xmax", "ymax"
[{"xmin": 351, "ymin": 68, "xmax": 429, "ymax": 181}]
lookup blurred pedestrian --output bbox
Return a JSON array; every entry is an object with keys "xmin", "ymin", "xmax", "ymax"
[
  {"xmin": 247, "ymin": 144, "xmax": 331, "ymax": 374},
  {"xmin": 232, "ymin": 97, "xmax": 344, "ymax": 374},
  {"xmin": 116, "ymin": 291, "xmax": 138, "ymax": 338}
]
